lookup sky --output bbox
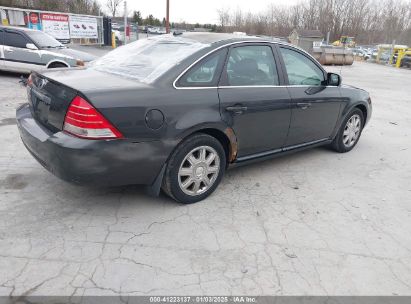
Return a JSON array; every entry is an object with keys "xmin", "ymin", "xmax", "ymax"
[{"xmin": 99, "ymin": 0, "xmax": 300, "ymax": 24}]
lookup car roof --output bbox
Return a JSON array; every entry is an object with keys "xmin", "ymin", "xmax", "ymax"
[
  {"xmin": 0, "ymin": 25, "xmax": 37, "ymax": 32},
  {"xmin": 176, "ymin": 32, "xmax": 285, "ymax": 45}
]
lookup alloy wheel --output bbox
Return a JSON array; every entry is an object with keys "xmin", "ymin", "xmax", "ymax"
[
  {"xmin": 178, "ymin": 146, "xmax": 220, "ymax": 196},
  {"xmin": 343, "ymin": 114, "xmax": 362, "ymax": 148}
]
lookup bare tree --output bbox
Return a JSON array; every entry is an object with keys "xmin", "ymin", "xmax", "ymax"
[
  {"xmin": 217, "ymin": 6, "xmax": 230, "ymax": 31},
  {"xmin": 106, "ymin": 0, "xmax": 123, "ymax": 17},
  {"xmin": 1, "ymin": 0, "xmax": 101, "ymax": 15},
  {"xmin": 217, "ymin": 0, "xmax": 411, "ymax": 45}
]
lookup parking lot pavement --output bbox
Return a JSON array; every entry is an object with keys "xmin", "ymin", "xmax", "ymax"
[
  {"xmin": 0, "ymin": 62, "xmax": 410, "ymax": 297},
  {"xmin": 70, "ymin": 44, "xmax": 112, "ymax": 58}
]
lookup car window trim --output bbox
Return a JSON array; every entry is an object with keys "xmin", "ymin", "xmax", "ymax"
[
  {"xmin": 218, "ymin": 43, "xmax": 282, "ymax": 87},
  {"xmin": 173, "ymin": 40, "xmax": 325, "ymax": 90},
  {"xmin": 176, "ymin": 47, "xmax": 228, "ymax": 88},
  {"xmin": 277, "ymin": 45, "xmax": 328, "ymax": 87}
]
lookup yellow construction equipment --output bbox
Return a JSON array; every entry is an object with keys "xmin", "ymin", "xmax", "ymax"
[
  {"xmin": 396, "ymin": 49, "xmax": 411, "ymax": 68},
  {"xmin": 375, "ymin": 44, "xmax": 409, "ymax": 64},
  {"xmin": 333, "ymin": 36, "xmax": 356, "ymax": 48}
]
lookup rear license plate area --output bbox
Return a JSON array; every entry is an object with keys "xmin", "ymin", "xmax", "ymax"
[{"xmin": 31, "ymin": 88, "xmax": 51, "ymax": 124}]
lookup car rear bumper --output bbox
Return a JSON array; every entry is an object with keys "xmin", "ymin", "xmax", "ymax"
[{"xmin": 16, "ymin": 104, "xmax": 168, "ymax": 187}]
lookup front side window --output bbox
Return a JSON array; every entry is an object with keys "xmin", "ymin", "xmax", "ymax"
[
  {"xmin": 4, "ymin": 31, "xmax": 29, "ymax": 48},
  {"xmin": 226, "ymin": 45, "xmax": 279, "ymax": 86},
  {"xmin": 91, "ymin": 36, "xmax": 209, "ymax": 84},
  {"xmin": 279, "ymin": 47, "xmax": 325, "ymax": 86},
  {"xmin": 178, "ymin": 48, "xmax": 227, "ymax": 87}
]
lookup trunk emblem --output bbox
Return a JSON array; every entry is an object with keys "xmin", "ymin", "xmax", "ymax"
[{"xmin": 37, "ymin": 79, "xmax": 48, "ymax": 89}]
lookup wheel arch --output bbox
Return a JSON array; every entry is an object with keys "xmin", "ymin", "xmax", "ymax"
[
  {"xmin": 355, "ymin": 104, "xmax": 367, "ymax": 122},
  {"xmin": 46, "ymin": 60, "xmax": 70, "ymax": 68},
  {"xmin": 331, "ymin": 101, "xmax": 369, "ymax": 140},
  {"xmin": 147, "ymin": 125, "xmax": 238, "ymax": 197},
  {"xmin": 196, "ymin": 128, "xmax": 236, "ymax": 166},
  {"xmin": 177, "ymin": 126, "xmax": 238, "ymax": 166}
]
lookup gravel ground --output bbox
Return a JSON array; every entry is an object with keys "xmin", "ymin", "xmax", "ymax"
[{"xmin": 0, "ymin": 61, "xmax": 410, "ymax": 297}]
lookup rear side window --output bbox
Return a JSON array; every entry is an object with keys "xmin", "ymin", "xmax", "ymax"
[
  {"xmin": 177, "ymin": 48, "xmax": 227, "ymax": 87},
  {"xmin": 279, "ymin": 47, "xmax": 325, "ymax": 86},
  {"xmin": 4, "ymin": 31, "xmax": 29, "ymax": 48},
  {"xmin": 226, "ymin": 45, "xmax": 279, "ymax": 86},
  {"xmin": 0, "ymin": 30, "xmax": 4, "ymax": 45}
]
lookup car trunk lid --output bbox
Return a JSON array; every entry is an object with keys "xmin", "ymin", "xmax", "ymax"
[
  {"xmin": 28, "ymin": 68, "xmax": 150, "ymax": 133},
  {"xmin": 28, "ymin": 72, "xmax": 77, "ymax": 132}
]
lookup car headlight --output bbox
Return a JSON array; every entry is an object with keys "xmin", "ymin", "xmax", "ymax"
[{"xmin": 76, "ymin": 60, "xmax": 85, "ymax": 67}]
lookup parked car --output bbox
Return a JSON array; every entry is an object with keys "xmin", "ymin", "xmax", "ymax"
[
  {"xmin": 112, "ymin": 29, "xmax": 122, "ymax": 43},
  {"xmin": 352, "ymin": 47, "xmax": 367, "ymax": 58},
  {"xmin": 147, "ymin": 27, "xmax": 167, "ymax": 35},
  {"xmin": 400, "ymin": 54, "xmax": 411, "ymax": 68},
  {"xmin": 139, "ymin": 26, "xmax": 148, "ymax": 33},
  {"xmin": 16, "ymin": 33, "xmax": 372, "ymax": 204},
  {"xmin": 0, "ymin": 26, "xmax": 96, "ymax": 73},
  {"xmin": 394, "ymin": 50, "xmax": 411, "ymax": 67}
]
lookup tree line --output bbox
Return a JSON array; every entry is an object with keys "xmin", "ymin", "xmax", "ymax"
[
  {"xmin": 0, "ymin": 0, "xmax": 217, "ymax": 30},
  {"xmin": 2, "ymin": 0, "xmax": 410, "ymax": 45},
  {"xmin": 130, "ymin": 10, "xmax": 218, "ymax": 31},
  {"xmin": 218, "ymin": 0, "xmax": 411, "ymax": 45}
]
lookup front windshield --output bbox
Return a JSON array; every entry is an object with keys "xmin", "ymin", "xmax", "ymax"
[
  {"xmin": 26, "ymin": 31, "xmax": 64, "ymax": 49},
  {"xmin": 90, "ymin": 35, "xmax": 210, "ymax": 83}
]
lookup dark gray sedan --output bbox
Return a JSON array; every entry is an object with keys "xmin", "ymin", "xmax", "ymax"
[{"xmin": 16, "ymin": 33, "xmax": 372, "ymax": 204}]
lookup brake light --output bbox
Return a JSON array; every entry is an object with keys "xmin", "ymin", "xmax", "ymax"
[
  {"xmin": 63, "ymin": 96, "xmax": 123, "ymax": 139},
  {"xmin": 27, "ymin": 74, "xmax": 33, "ymax": 87}
]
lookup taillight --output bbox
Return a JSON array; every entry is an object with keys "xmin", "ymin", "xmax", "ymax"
[
  {"xmin": 63, "ymin": 96, "xmax": 123, "ymax": 140},
  {"xmin": 27, "ymin": 74, "xmax": 33, "ymax": 87}
]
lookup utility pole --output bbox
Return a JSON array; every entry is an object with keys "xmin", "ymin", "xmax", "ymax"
[
  {"xmin": 124, "ymin": 0, "xmax": 128, "ymax": 44},
  {"xmin": 166, "ymin": 0, "xmax": 170, "ymax": 34}
]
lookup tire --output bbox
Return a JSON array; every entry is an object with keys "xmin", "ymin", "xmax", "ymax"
[
  {"xmin": 48, "ymin": 63, "xmax": 68, "ymax": 69},
  {"xmin": 162, "ymin": 133, "xmax": 226, "ymax": 204},
  {"xmin": 331, "ymin": 108, "xmax": 364, "ymax": 153}
]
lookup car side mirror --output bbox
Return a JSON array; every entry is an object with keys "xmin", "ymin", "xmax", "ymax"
[
  {"xmin": 327, "ymin": 73, "xmax": 341, "ymax": 86},
  {"xmin": 26, "ymin": 43, "xmax": 38, "ymax": 50}
]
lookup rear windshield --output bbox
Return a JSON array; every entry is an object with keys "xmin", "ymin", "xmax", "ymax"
[{"xmin": 90, "ymin": 36, "xmax": 210, "ymax": 83}]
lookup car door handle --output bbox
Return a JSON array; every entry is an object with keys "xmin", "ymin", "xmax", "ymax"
[
  {"xmin": 225, "ymin": 106, "xmax": 248, "ymax": 114},
  {"xmin": 296, "ymin": 102, "xmax": 312, "ymax": 110}
]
